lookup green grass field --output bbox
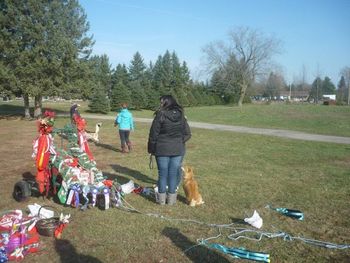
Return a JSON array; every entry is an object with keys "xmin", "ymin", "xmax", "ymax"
[
  {"xmin": 0, "ymin": 101, "xmax": 349, "ymax": 262},
  {"xmin": 2, "ymin": 100, "xmax": 350, "ymax": 136}
]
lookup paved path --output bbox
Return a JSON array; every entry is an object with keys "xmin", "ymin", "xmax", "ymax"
[{"xmin": 68, "ymin": 114, "xmax": 350, "ymax": 145}]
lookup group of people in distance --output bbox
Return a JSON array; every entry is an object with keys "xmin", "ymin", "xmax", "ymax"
[{"xmin": 74, "ymin": 95, "xmax": 191, "ymax": 206}]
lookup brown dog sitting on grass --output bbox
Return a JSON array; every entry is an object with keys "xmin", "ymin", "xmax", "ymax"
[{"xmin": 182, "ymin": 166, "xmax": 204, "ymax": 206}]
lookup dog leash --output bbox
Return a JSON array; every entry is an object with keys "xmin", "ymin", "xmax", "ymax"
[{"xmin": 149, "ymin": 154, "xmax": 154, "ymax": 170}]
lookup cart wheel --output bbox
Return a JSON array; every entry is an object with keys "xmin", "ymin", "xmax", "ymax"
[{"xmin": 13, "ymin": 181, "xmax": 32, "ymax": 202}]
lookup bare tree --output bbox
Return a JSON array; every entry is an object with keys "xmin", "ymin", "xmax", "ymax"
[
  {"xmin": 340, "ymin": 66, "xmax": 350, "ymax": 105},
  {"xmin": 203, "ymin": 26, "xmax": 282, "ymax": 107}
]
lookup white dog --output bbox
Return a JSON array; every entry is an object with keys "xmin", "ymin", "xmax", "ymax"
[{"xmin": 86, "ymin": 122, "xmax": 102, "ymax": 143}]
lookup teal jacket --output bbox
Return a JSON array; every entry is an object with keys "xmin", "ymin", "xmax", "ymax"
[{"xmin": 115, "ymin": 109, "xmax": 134, "ymax": 130}]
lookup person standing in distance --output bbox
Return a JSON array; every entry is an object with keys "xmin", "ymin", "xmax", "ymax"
[
  {"xmin": 114, "ymin": 103, "xmax": 134, "ymax": 153},
  {"xmin": 148, "ymin": 95, "xmax": 191, "ymax": 205},
  {"xmin": 70, "ymin": 103, "xmax": 80, "ymax": 124}
]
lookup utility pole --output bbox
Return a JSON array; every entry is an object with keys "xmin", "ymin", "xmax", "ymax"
[
  {"xmin": 348, "ymin": 82, "xmax": 350, "ymax": 105},
  {"xmin": 289, "ymin": 83, "xmax": 291, "ymax": 101},
  {"xmin": 316, "ymin": 78, "xmax": 319, "ymax": 104}
]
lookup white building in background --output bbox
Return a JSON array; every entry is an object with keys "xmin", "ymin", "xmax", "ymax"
[{"xmin": 322, "ymin": 94, "xmax": 336, "ymax": 101}]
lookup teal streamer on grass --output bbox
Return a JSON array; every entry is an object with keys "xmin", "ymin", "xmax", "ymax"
[
  {"xmin": 266, "ymin": 204, "xmax": 304, "ymax": 220},
  {"xmin": 201, "ymin": 240, "xmax": 270, "ymax": 262}
]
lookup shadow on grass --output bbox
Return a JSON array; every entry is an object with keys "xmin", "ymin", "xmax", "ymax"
[
  {"xmin": 0, "ymin": 104, "xmax": 67, "ymax": 117},
  {"xmin": 230, "ymin": 217, "xmax": 249, "ymax": 225},
  {"xmin": 103, "ymin": 171, "xmax": 190, "ymax": 205},
  {"xmin": 55, "ymin": 239, "xmax": 103, "ymax": 263},
  {"xmin": 19, "ymin": 171, "xmax": 62, "ymax": 204},
  {"xmin": 22, "ymin": 171, "xmax": 36, "ymax": 180},
  {"xmin": 104, "ymin": 170, "xmax": 159, "ymax": 204},
  {"xmin": 110, "ymin": 164, "xmax": 157, "ymax": 185},
  {"xmin": 162, "ymin": 227, "xmax": 231, "ymax": 263},
  {"xmin": 94, "ymin": 142, "xmax": 121, "ymax": 153},
  {"xmin": 176, "ymin": 193, "xmax": 188, "ymax": 205},
  {"xmin": 0, "ymin": 104, "xmax": 27, "ymax": 116},
  {"xmin": 101, "ymin": 172, "xmax": 129, "ymax": 185},
  {"xmin": 107, "ymin": 166, "xmax": 188, "ymax": 204}
]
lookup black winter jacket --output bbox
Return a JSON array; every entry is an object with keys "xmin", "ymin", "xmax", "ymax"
[{"xmin": 147, "ymin": 109, "xmax": 191, "ymax": 156}]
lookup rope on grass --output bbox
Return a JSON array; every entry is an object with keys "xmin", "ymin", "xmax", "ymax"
[
  {"xmin": 118, "ymin": 196, "xmax": 350, "ymax": 250},
  {"xmin": 228, "ymin": 229, "xmax": 350, "ymax": 249},
  {"xmin": 118, "ymin": 195, "xmax": 237, "ymax": 229}
]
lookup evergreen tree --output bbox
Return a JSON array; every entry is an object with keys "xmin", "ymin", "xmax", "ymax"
[
  {"xmin": 181, "ymin": 61, "xmax": 191, "ymax": 86},
  {"xmin": 191, "ymin": 86, "xmax": 204, "ymax": 105},
  {"xmin": 89, "ymin": 54, "xmax": 113, "ymax": 98},
  {"xmin": 321, "ymin": 76, "xmax": 336, "ymax": 94},
  {"xmin": 129, "ymin": 52, "xmax": 146, "ymax": 82},
  {"xmin": 171, "ymin": 52, "xmax": 182, "ymax": 87},
  {"xmin": 151, "ymin": 55, "xmax": 164, "ymax": 94},
  {"xmin": 128, "ymin": 52, "xmax": 148, "ymax": 109},
  {"xmin": 0, "ymin": 0, "xmax": 93, "ymax": 117},
  {"xmin": 88, "ymin": 84, "xmax": 110, "ymax": 114},
  {"xmin": 112, "ymin": 64, "xmax": 129, "ymax": 87},
  {"xmin": 337, "ymin": 76, "xmax": 347, "ymax": 103},
  {"xmin": 110, "ymin": 80, "xmax": 131, "ymax": 111},
  {"xmin": 209, "ymin": 69, "xmax": 238, "ymax": 104},
  {"xmin": 309, "ymin": 77, "xmax": 322, "ymax": 103},
  {"xmin": 161, "ymin": 50, "xmax": 173, "ymax": 94},
  {"xmin": 67, "ymin": 60, "xmax": 95, "ymax": 100},
  {"xmin": 143, "ymin": 79, "xmax": 160, "ymax": 110},
  {"xmin": 174, "ymin": 87, "xmax": 189, "ymax": 106},
  {"xmin": 129, "ymin": 80, "xmax": 147, "ymax": 109},
  {"xmin": 186, "ymin": 84, "xmax": 198, "ymax": 106}
]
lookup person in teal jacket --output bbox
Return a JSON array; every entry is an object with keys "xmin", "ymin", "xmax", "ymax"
[{"xmin": 114, "ymin": 103, "xmax": 134, "ymax": 153}]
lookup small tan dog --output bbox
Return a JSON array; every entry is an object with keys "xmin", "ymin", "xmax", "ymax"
[{"xmin": 182, "ymin": 166, "xmax": 204, "ymax": 206}]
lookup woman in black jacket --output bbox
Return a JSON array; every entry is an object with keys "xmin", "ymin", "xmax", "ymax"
[{"xmin": 148, "ymin": 95, "xmax": 191, "ymax": 205}]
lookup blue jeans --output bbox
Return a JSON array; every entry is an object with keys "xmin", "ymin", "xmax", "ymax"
[{"xmin": 156, "ymin": 156, "xmax": 182, "ymax": 194}]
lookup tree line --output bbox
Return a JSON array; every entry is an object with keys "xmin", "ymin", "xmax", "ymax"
[
  {"xmin": 88, "ymin": 51, "xmax": 219, "ymax": 114},
  {"xmin": 1, "ymin": 1, "xmax": 349, "ymax": 118},
  {"xmin": 246, "ymin": 72, "xmax": 348, "ymax": 104}
]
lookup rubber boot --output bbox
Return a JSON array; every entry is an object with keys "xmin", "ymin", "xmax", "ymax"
[
  {"xmin": 158, "ymin": 193, "xmax": 166, "ymax": 205},
  {"xmin": 127, "ymin": 142, "xmax": 132, "ymax": 152},
  {"xmin": 121, "ymin": 144, "xmax": 127, "ymax": 153},
  {"xmin": 167, "ymin": 193, "xmax": 177, "ymax": 205}
]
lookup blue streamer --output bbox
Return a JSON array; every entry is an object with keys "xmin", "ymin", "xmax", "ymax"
[
  {"xmin": 201, "ymin": 241, "xmax": 270, "ymax": 262},
  {"xmin": 266, "ymin": 205, "xmax": 304, "ymax": 220}
]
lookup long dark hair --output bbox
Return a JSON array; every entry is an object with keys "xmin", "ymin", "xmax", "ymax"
[{"xmin": 154, "ymin": 95, "xmax": 183, "ymax": 115}]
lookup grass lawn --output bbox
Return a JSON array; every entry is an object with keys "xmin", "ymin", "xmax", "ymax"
[
  {"xmin": 2, "ymin": 100, "xmax": 349, "ymax": 136},
  {"xmin": 0, "ymin": 112, "xmax": 349, "ymax": 262}
]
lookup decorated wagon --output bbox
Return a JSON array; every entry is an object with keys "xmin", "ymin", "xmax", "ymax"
[{"xmin": 13, "ymin": 110, "xmax": 122, "ymax": 210}]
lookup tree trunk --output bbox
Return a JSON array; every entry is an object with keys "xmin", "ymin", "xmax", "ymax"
[
  {"xmin": 34, "ymin": 95, "xmax": 42, "ymax": 119},
  {"xmin": 23, "ymin": 93, "xmax": 31, "ymax": 119},
  {"xmin": 237, "ymin": 82, "xmax": 248, "ymax": 108}
]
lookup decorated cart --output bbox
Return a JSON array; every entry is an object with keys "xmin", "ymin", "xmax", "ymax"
[{"xmin": 13, "ymin": 110, "xmax": 122, "ymax": 210}]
